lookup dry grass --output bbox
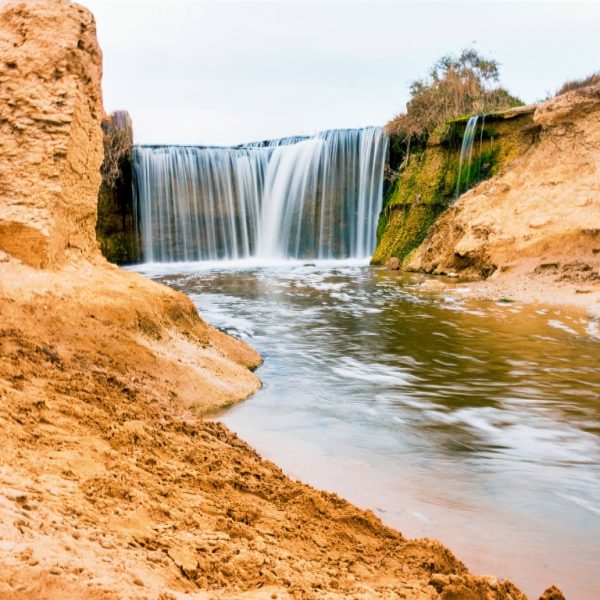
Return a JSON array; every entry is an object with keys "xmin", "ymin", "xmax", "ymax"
[
  {"xmin": 386, "ymin": 49, "xmax": 522, "ymax": 141},
  {"xmin": 555, "ymin": 72, "xmax": 600, "ymax": 97},
  {"xmin": 101, "ymin": 111, "xmax": 133, "ymax": 189}
]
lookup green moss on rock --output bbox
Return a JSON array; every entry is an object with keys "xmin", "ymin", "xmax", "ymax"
[
  {"xmin": 372, "ymin": 105, "xmax": 537, "ymax": 265},
  {"xmin": 96, "ymin": 111, "xmax": 140, "ymax": 265},
  {"xmin": 373, "ymin": 203, "xmax": 446, "ymax": 264},
  {"xmin": 96, "ymin": 178, "xmax": 140, "ymax": 265}
]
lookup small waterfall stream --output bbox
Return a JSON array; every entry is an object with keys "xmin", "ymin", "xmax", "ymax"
[
  {"xmin": 133, "ymin": 127, "xmax": 388, "ymax": 263},
  {"xmin": 454, "ymin": 115, "xmax": 480, "ymax": 201}
]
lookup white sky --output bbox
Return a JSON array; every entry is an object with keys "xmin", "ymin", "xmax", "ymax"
[{"xmin": 81, "ymin": 1, "xmax": 600, "ymax": 146}]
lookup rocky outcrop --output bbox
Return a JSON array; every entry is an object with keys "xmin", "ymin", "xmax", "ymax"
[
  {"xmin": 0, "ymin": 0, "xmax": 104, "ymax": 268},
  {"xmin": 372, "ymin": 106, "xmax": 538, "ymax": 265},
  {"xmin": 96, "ymin": 111, "xmax": 140, "ymax": 264},
  {"xmin": 405, "ymin": 85, "xmax": 600, "ymax": 283},
  {"xmin": 0, "ymin": 0, "xmax": 260, "ymax": 403}
]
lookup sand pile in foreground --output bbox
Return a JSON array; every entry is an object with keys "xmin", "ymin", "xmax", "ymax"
[{"xmin": 0, "ymin": 259, "xmax": 537, "ymax": 600}]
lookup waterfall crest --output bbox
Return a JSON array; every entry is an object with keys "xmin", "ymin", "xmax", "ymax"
[{"xmin": 133, "ymin": 127, "xmax": 388, "ymax": 263}]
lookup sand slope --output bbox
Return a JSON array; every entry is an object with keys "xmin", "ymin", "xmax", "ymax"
[
  {"xmin": 0, "ymin": 273, "xmax": 528, "ymax": 598},
  {"xmin": 406, "ymin": 84, "xmax": 600, "ymax": 315}
]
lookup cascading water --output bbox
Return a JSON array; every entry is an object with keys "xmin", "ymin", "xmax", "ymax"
[
  {"xmin": 454, "ymin": 115, "xmax": 479, "ymax": 201},
  {"xmin": 476, "ymin": 114, "xmax": 486, "ymax": 182},
  {"xmin": 133, "ymin": 127, "xmax": 388, "ymax": 262}
]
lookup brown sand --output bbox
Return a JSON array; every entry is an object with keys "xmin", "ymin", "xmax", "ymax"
[
  {"xmin": 415, "ymin": 261, "xmax": 600, "ymax": 320},
  {"xmin": 0, "ymin": 257, "xmax": 535, "ymax": 600}
]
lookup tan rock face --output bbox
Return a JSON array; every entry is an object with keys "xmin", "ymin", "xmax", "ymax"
[
  {"xmin": 406, "ymin": 85, "xmax": 600, "ymax": 283},
  {"xmin": 0, "ymin": 0, "xmax": 103, "ymax": 268},
  {"xmin": 0, "ymin": 0, "xmax": 263, "ymax": 409},
  {"xmin": 386, "ymin": 256, "xmax": 400, "ymax": 270}
]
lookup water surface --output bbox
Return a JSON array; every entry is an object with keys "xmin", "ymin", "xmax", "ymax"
[{"xmin": 137, "ymin": 262, "xmax": 600, "ymax": 599}]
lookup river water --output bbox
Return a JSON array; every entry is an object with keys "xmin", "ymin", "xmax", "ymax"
[{"xmin": 136, "ymin": 261, "xmax": 600, "ymax": 599}]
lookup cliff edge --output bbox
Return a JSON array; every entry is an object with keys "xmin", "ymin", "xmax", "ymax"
[
  {"xmin": 0, "ymin": 0, "xmax": 103, "ymax": 268},
  {"xmin": 405, "ymin": 85, "xmax": 600, "ymax": 311},
  {"xmin": 0, "ymin": 0, "xmax": 261, "ymax": 410}
]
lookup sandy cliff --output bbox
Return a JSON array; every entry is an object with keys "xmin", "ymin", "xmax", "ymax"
[
  {"xmin": 0, "ymin": 0, "xmax": 104, "ymax": 268},
  {"xmin": 0, "ymin": 0, "xmax": 260, "ymax": 408},
  {"xmin": 372, "ymin": 106, "xmax": 538, "ymax": 267},
  {"xmin": 405, "ymin": 85, "xmax": 600, "ymax": 311},
  {"xmin": 0, "ymin": 1, "xmax": 560, "ymax": 599}
]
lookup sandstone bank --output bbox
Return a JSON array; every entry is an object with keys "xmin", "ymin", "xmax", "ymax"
[
  {"xmin": 373, "ymin": 106, "xmax": 538, "ymax": 267},
  {"xmin": 401, "ymin": 85, "xmax": 600, "ymax": 313},
  {"xmin": 0, "ymin": 0, "xmax": 104, "ymax": 268}
]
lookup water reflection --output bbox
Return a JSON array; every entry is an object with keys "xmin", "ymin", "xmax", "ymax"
[{"xmin": 137, "ymin": 263, "xmax": 600, "ymax": 599}]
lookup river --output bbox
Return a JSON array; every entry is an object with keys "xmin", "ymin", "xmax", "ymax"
[{"xmin": 135, "ymin": 261, "xmax": 600, "ymax": 599}]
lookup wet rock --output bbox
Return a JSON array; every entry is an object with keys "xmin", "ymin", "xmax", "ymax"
[{"xmin": 386, "ymin": 257, "xmax": 400, "ymax": 270}]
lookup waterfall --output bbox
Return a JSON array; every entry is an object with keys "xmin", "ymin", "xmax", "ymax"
[
  {"xmin": 133, "ymin": 127, "xmax": 388, "ymax": 263},
  {"xmin": 476, "ymin": 114, "xmax": 486, "ymax": 182},
  {"xmin": 454, "ymin": 115, "xmax": 479, "ymax": 201}
]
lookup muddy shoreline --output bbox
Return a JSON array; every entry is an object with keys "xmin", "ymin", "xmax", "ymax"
[{"xmin": 414, "ymin": 268, "xmax": 600, "ymax": 320}]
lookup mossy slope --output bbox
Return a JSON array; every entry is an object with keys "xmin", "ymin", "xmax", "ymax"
[{"xmin": 372, "ymin": 106, "xmax": 538, "ymax": 265}]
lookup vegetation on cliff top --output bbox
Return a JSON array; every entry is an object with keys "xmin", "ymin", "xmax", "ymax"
[
  {"xmin": 101, "ymin": 110, "xmax": 133, "ymax": 188},
  {"xmin": 555, "ymin": 71, "xmax": 600, "ymax": 96},
  {"xmin": 373, "ymin": 50, "xmax": 532, "ymax": 266},
  {"xmin": 386, "ymin": 49, "xmax": 523, "ymax": 142}
]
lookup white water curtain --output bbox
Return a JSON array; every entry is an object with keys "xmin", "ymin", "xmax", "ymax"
[{"xmin": 133, "ymin": 127, "xmax": 388, "ymax": 263}]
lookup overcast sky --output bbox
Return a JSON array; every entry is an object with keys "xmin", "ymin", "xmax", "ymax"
[{"xmin": 82, "ymin": 1, "xmax": 600, "ymax": 146}]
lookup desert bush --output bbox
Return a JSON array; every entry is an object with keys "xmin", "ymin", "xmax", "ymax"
[
  {"xmin": 101, "ymin": 111, "xmax": 133, "ymax": 189},
  {"xmin": 386, "ymin": 49, "xmax": 522, "ymax": 141},
  {"xmin": 555, "ymin": 72, "xmax": 600, "ymax": 97}
]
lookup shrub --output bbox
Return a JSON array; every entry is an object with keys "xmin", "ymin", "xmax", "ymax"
[
  {"xmin": 101, "ymin": 111, "xmax": 133, "ymax": 189},
  {"xmin": 555, "ymin": 72, "xmax": 600, "ymax": 97},
  {"xmin": 386, "ymin": 49, "xmax": 522, "ymax": 141}
]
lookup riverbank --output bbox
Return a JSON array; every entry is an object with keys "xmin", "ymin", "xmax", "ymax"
[
  {"xmin": 402, "ymin": 84, "xmax": 600, "ymax": 307},
  {"xmin": 0, "ymin": 262, "xmax": 569, "ymax": 600},
  {"xmin": 376, "ymin": 80, "xmax": 600, "ymax": 321},
  {"xmin": 412, "ymin": 264, "xmax": 600, "ymax": 320},
  {"xmin": 152, "ymin": 262, "xmax": 600, "ymax": 599},
  {"xmin": 2, "ymin": 257, "xmax": 557, "ymax": 600},
  {"xmin": 466, "ymin": 275, "xmax": 600, "ymax": 319},
  {"xmin": 0, "ymin": 261, "xmax": 532, "ymax": 600}
]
